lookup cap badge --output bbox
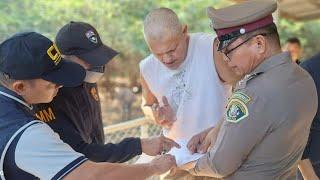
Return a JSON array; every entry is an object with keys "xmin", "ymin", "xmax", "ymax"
[
  {"xmin": 240, "ymin": 28, "xmax": 246, "ymax": 34},
  {"xmin": 85, "ymin": 30, "xmax": 98, "ymax": 44},
  {"xmin": 47, "ymin": 43, "xmax": 62, "ymax": 65}
]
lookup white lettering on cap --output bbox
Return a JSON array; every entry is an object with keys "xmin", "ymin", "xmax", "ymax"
[{"xmin": 85, "ymin": 30, "xmax": 98, "ymax": 44}]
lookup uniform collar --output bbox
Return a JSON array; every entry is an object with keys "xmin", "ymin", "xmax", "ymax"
[
  {"xmin": 0, "ymin": 86, "xmax": 33, "ymax": 110},
  {"xmin": 251, "ymin": 52, "xmax": 291, "ymax": 75},
  {"xmin": 235, "ymin": 52, "xmax": 291, "ymax": 90}
]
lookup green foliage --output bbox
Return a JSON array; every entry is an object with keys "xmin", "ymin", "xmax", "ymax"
[
  {"xmin": 0, "ymin": 0, "xmax": 228, "ymax": 88},
  {"xmin": 0, "ymin": 0, "xmax": 319, "ymax": 86},
  {"xmin": 278, "ymin": 18, "xmax": 320, "ymax": 59},
  {"xmin": 2, "ymin": 0, "xmax": 320, "ymax": 123}
]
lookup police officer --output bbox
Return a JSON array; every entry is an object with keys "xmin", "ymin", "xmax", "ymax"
[
  {"xmin": 0, "ymin": 32, "xmax": 177, "ymax": 179},
  {"xmin": 297, "ymin": 53, "xmax": 320, "ymax": 179},
  {"xmin": 185, "ymin": 0, "xmax": 318, "ymax": 179},
  {"xmin": 34, "ymin": 22, "xmax": 179, "ymax": 163}
]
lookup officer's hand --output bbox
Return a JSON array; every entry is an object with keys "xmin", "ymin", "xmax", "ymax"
[
  {"xmin": 180, "ymin": 160, "xmax": 197, "ymax": 171},
  {"xmin": 197, "ymin": 127, "xmax": 220, "ymax": 153},
  {"xmin": 149, "ymin": 154, "xmax": 177, "ymax": 175},
  {"xmin": 187, "ymin": 127, "xmax": 214, "ymax": 154},
  {"xmin": 141, "ymin": 136, "xmax": 181, "ymax": 156},
  {"xmin": 152, "ymin": 96, "xmax": 176, "ymax": 129}
]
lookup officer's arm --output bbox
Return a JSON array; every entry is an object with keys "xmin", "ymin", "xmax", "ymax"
[
  {"xmin": 14, "ymin": 122, "xmax": 175, "ymax": 179},
  {"xmin": 49, "ymin": 112, "xmax": 142, "ymax": 163},
  {"xmin": 298, "ymin": 117, "xmax": 319, "ymax": 180},
  {"xmin": 298, "ymin": 159, "xmax": 319, "ymax": 180},
  {"xmin": 64, "ymin": 160, "xmax": 156, "ymax": 180},
  {"xmin": 79, "ymin": 137, "xmax": 142, "ymax": 163},
  {"xmin": 191, "ymin": 94, "xmax": 270, "ymax": 178}
]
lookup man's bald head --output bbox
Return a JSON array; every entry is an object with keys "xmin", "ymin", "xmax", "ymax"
[{"xmin": 143, "ymin": 8, "xmax": 183, "ymax": 42}]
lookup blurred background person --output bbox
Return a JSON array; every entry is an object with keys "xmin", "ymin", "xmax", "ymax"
[{"xmin": 283, "ymin": 37, "xmax": 303, "ymax": 64}]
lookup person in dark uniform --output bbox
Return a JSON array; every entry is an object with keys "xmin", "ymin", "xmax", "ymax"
[
  {"xmin": 0, "ymin": 32, "xmax": 178, "ymax": 180},
  {"xmin": 297, "ymin": 53, "xmax": 320, "ymax": 179},
  {"xmin": 34, "ymin": 22, "xmax": 180, "ymax": 163}
]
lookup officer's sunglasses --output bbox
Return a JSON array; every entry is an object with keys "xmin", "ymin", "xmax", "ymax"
[{"xmin": 222, "ymin": 33, "xmax": 270, "ymax": 61}]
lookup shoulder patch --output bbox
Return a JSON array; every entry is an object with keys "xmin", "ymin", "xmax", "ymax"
[
  {"xmin": 226, "ymin": 91, "xmax": 250, "ymax": 123},
  {"xmin": 229, "ymin": 91, "xmax": 251, "ymax": 104},
  {"xmin": 35, "ymin": 107, "xmax": 56, "ymax": 122}
]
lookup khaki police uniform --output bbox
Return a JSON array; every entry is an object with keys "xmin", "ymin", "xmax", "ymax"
[
  {"xmin": 191, "ymin": 0, "xmax": 318, "ymax": 179},
  {"xmin": 194, "ymin": 52, "xmax": 317, "ymax": 179}
]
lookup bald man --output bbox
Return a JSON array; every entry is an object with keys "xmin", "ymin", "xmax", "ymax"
[{"xmin": 139, "ymin": 8, "xmax": 241, "ymax": 179}]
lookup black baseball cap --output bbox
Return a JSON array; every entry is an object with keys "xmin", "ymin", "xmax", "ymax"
[
  {"xmin": 0, "ymin": 32, "xmax": 86, "ymax": 87},
  {"xmin": 55, "ymin": 21, "xmax": 118, "ymax": 66}
]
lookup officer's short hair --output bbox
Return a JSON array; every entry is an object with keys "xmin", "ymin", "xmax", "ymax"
[
  {"xmin": 0, "ymin": 72, "xmax": 16, "ymax": 87},
  {"xmin": 0, "ymin": 73, "xmax": 38, "ymax": 88}
]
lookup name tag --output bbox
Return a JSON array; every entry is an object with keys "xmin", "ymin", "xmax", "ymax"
[{"xmin": 35, "ymin": 107, "xmax": 56, "ymax": 122}]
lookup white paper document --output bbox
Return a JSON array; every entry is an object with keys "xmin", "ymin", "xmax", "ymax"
[{"xmin": 168, "ymin": 139, "xmax": 203, "ymax": 166}]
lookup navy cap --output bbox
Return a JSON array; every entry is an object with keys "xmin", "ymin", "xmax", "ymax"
[
  {"xmin": 0, "ymin": 32, "xmax": 86, "ymax": 87},
  {"xmin": 55, "ymin": 21, "xmax": 118, "ymax": 66}
]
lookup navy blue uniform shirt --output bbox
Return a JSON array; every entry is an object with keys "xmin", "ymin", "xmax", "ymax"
[
  {"xmin": 300, "ymin": 53, "xmax": 320, "ymax": 176},
  {"xmin": 34, "ymin": 83, "xmax": 142, "ymax": 163},
  {"xmin": 0, "ymin": 86, "xmax": 87, "ymax": 180}
]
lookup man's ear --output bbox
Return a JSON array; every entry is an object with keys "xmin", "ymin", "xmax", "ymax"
[
  {"xmin": 182, "ymin": 24, "xmax": 188, "ymax": 34},
  {"xmin": 12, "ymin": 80, "xmax": 27, "ymax": 96},
  {"xmin": 214, "ymin": 37, "xmax": 219, "ymax": 47},
  {"xmin": 254, "ymin": 35, "xmax": 267, "ymax": 54}
]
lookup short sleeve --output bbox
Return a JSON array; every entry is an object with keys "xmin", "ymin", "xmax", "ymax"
[{"xmin": 14, "ymin": 122, "xmax": 87, "ymax": 179}]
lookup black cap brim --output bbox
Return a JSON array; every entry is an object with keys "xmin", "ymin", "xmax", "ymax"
[
  {"xmin": 77, "ymin": 44, "xmax": 118, "ymax": 66},
  {"xmin": 218, "ymin": 36, "xmax": 238, "ymax": 51},
  {"xmin": 41, "ymin": 60, "xmax": 86, "ymax": 87}
]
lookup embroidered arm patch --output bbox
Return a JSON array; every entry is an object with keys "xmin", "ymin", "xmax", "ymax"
[{"xmin": 226, "ymin": 91, "xmax": 251, "ymax": 123}]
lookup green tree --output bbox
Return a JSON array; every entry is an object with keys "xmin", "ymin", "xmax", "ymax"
[
  {"xmin": 1, "ymin": 0, "xmax": 320, "ymax": 123},
  {"xmin": 278, "ymin": 18, "xmax": 320, "ymax": 59}
]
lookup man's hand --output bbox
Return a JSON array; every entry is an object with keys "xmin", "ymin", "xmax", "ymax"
[
  {"xmin": 197, "ymin": 126, "xmax": 220, "ymax": 153},
  {"xmin": 180, "ymin": 160, "xmax": 197, "ymax": 171},
  {"xmin": 141, "ymin": 136, "xmax": 181, "ymax": 156},
  {"xmin": 149, "ymin": 154, "xmax": 177, "ymax": 175},
  {"xmin": 298, "ymin": 159, "xmax": 319, "ymax": 180},
  {"xmin": 187, "ymin": 127, "xmax": 214, "ymax": 154},
  {"xmin": 190, "ymin": 128, "xmax": 219, "ymax": 153},
  {"xmin": 152, "ymin": 96, "xmax": 176, "ymax": 129}
]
